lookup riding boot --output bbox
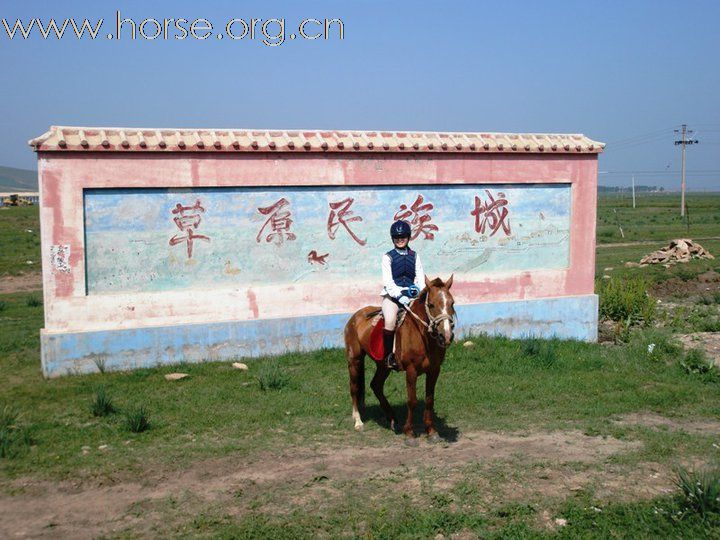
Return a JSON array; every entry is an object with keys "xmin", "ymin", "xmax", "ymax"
[{"xmin": 383, "ymin": 329, "xmax": 399, "ymax": 371}]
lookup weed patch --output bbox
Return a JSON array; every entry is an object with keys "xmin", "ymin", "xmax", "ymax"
[
  {"xmin": 680, "ymin": 349, "xmax": 719, "ymax": 382},
  {"xmin": 597, "ymin": 277, "xmax": 656, "ymax": 325},
  {"xmin": 257, "ymin": 360, "xmax": 290, "ymax": 391},
  {"xmin": 675, "ymin": 466, "xmax": 720, "ymax": 518}
]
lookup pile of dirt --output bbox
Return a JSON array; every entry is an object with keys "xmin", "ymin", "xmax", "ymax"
[{"xmin": 638, "ymin": 239, "xmax": 714, "ymax": 267}]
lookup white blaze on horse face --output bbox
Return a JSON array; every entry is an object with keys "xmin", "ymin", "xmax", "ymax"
[{"xmin": 438, "ymin": 289, "xmax": 453, "ymax": 343}]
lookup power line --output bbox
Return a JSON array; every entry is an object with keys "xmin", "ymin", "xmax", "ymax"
[{"xmin": 603, "ymin": 126, "xmax": 679, "ymax": 146}]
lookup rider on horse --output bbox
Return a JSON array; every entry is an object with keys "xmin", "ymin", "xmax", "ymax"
[{"xmin": 381, "ymin": 220, "xmax": 425, "ymax": 371}]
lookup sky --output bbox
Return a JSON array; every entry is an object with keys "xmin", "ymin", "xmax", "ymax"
[{"xmin": 1, "ymin": 0, "xmax": 718, "ymax": 189}]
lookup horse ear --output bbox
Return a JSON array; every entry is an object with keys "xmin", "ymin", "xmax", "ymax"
[
  {"xmin": 425, "ymin": 275, "xmax": 432, "ymax": 289},
  {"xmin": 446, "ymin": 274, "xmax": 454, "ymax": 289}
]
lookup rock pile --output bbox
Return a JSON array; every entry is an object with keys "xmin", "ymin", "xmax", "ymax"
[{"xmin": 638, "ymin": 239, "xmax": 714, "ymax": 267}]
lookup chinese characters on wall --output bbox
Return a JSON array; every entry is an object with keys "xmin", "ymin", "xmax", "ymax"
[{"xmin": 169, "ymin": 191, "xmax": 513, "ymax": 261}]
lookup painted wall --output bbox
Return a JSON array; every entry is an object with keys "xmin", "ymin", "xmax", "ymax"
[
  {"xmin": 83, "ymin": 184, "xmax": 570, "ymax": 294},
  {"xmin": 37, "ymin": 152, "xmax": 598, "ymax": 375}
]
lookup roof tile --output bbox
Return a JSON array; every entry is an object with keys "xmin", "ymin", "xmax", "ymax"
[{"xmin": 29, "ymin": 126, "xmax": 604, "ymax": 154}]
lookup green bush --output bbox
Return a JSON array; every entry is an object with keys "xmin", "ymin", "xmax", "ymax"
[
  {"xmin": 676, "ymin": 466, "xmax": 720, "ymax": 518},
  {"xmin": 91, "ymin": 386, "xmax": 116, "ymax": 417},
  {"xmin": 597, "ymin": 277, "xmax": 656, "ymax": 324},
  {"xmin": 125, "ymin": 405, "xmax": 150, "ymax": 433},
  {"xmin": 257, "ymin": 360, "xmax": 290, "ymax": 391}
]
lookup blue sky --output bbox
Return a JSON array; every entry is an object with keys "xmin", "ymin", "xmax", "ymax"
[{"xmin": 1, "ymin": 0, "xmax": 718, "ymax": 189}]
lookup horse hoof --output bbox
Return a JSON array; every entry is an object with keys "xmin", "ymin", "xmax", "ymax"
[
  {"xmin": 428, "ymin": 433, "xmax": 441, "ymax": 443},
  {"xmin": 404, "ymin": 436, "xmax": 419, "ymax": 447},
  {"xmin": 354, "ymin": 422, "xmax": 364, "ymax": 432},
  {"xmin": 390, "ymin": 420, "xmax": 398, "ymax": 433}
]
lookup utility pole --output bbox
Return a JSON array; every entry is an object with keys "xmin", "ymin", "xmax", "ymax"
[
  {"xmin": 631, "ymin": 175, "xmax": 636, "ymax": 209},
  {"xmin": 674, "ymin": 124, "xmax": 699, "ymax": 217}
]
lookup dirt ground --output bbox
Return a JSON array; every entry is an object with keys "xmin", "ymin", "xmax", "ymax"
[
  {"xmin": 650, "ymin": 270, "xmax": 720, "ymax": 299},
  {"xmin": 3, "ymin": 417, "xmax": 719, "ymax": 539},
  {"xmin": 0, "ymin": 272, "xmax": 41, "ymax": 294}
]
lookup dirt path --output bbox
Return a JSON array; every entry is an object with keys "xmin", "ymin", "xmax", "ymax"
[
  {"xmin": 0, "ymin": 426, "xmax": 685, "ymax": 539},
  {"xmin": 0, "ymin": 273, "xmax": 42, "ymax": 294}
]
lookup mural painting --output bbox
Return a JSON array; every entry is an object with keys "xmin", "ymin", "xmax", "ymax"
[{"xmin": 83, "ymin": 184, "xmax": 571, "ymax": 294}]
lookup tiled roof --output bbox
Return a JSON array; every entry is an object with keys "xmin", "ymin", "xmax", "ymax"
[{"xmin": 29, "ymin": 126, "xmax": 604, "ymax": 154}]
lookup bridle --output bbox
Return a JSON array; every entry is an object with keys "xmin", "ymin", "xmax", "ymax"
[{"xmin": 403, "ymin": 293, "xmax": 456, "ymax": 348}]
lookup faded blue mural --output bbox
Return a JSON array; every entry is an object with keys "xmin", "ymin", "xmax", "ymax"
[{"xmin": 83, "ymin": 184, "xmax": 571, "ymax": 294}]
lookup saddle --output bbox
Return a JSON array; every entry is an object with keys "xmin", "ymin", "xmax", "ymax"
[{"xmin": 368, "ymin": 309, "xmax": 406, "ymax": 362}]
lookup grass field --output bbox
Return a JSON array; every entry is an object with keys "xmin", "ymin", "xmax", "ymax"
[{"xmin": 1, "ymin": 196, "xmax": 720, "ymax": 538}]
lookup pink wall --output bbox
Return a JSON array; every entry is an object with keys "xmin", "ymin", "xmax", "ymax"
[{"xmin": 38, "ymin": 152, "xmax": 597, "ymax": 333}]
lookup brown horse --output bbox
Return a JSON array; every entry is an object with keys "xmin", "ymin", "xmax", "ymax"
[{"xmin": 344, "ymin": 275, "xmax": 456, "ymax": 443}]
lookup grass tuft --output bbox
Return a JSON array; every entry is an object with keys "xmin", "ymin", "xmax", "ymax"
[
  {"xmin": 25, "ymin": 295, "xmax": 42, "ymax": 307},
  {"xmin": 519, "ymin": 338, "xmax": 556, "ymax": 368},
  {"xmin": 257, "ymin": 360, "xmax": 290, "ymax": 391},
  {"xmin": 0, "ymin": 405, "xmax": 32, "ymax": 458},
  {"xmin": 125, "ymin": 405, "xmax": 150, "ymax": 433},
  {"xmin": 91, "ymin": 386, "xmax": 116, "ymax": 417},
  {"xmin": 676, "ymin": 466, "xmax": 720, "ymax": 518}
]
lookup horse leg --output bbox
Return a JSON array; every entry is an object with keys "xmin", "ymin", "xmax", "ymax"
[
  {"xmin": 370, "ymin": 365, "xmax": 396, "ymax": 431},
  {"xmin": 424, "ymin": 367, "xmax": 441, "ymax": 442},
  {"xmin": 347, "ymin": 349, "xmax": 366, "ymax": 432},
  {"xmin": 403, "ymin": 367, "xmax": 419, "ymax": 444}
]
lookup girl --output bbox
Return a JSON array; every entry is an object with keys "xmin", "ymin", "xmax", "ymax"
[{"xmin": 380, "ymin": 220, "xmax": 426, "ymax": 370}]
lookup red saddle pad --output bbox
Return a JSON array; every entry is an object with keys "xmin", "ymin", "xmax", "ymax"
[{"xmin": 369, "ymin": 317, "xmax": 385, "ymax": 361}]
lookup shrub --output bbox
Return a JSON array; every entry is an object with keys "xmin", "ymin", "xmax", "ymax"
[
  {"xmin": 91, "ymin": 386, "xmax": 116, "ymax": 417},
  {"xmin": 125, "ymin": 406, "xmax": 150, "ymax": 433},
  {"xmin": 597, "ymin": 277, "xmax": 656, "ymax": 324},
  {"xmin": 257, "ymin": 360, "xmax": 290, "ymax": 391},
  {"xmin": 676, "ymin": 466, "xmax": 720, "ymax": 518}
]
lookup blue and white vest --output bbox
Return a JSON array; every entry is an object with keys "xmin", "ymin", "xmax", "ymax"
[{"xmin": 387, "ymin": 248, "xmax": 416, "ymax": 288}]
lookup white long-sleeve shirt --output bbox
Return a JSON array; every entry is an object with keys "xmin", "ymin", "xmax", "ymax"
[{"xmin": 380, "ymin": 249, "xmax": 425, "ymax": 299}]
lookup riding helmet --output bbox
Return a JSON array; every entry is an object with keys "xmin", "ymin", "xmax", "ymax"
[{"xmin": 390, "ymin": 220, "xmax": 412, "ymax": 239}]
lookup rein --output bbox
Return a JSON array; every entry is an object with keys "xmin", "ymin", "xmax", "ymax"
[{"xmin": 403, "ymin": 295, "xmax": 455, "ymax": 348}]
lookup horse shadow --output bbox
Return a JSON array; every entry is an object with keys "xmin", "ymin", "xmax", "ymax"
[{"xmin": 363, "ymin": 401, "xmax": 460, "ymax": 442}]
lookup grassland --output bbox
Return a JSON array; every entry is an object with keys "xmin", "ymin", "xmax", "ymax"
[{"xmin": 1, "ymin": 196, "xmax": 720, "ymax": 538}]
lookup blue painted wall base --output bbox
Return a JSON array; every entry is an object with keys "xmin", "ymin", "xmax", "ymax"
[{"xmin": 40, "ymin": 294, "xmax": 598, "ymax": 377}]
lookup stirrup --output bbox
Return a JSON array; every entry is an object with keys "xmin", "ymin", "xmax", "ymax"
[{"xmin": 385, "ymin": 353, "xmax": 400, "ymax": 371}]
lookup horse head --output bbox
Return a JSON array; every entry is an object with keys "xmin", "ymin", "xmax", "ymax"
[{"xmin": 421, "ymin": 274, "xmax": 456, "ymax": 348}]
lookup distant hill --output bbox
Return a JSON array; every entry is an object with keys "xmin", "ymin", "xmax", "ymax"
[{"xmin": 0, "ymin": 165, "xmax": 38, "ymax": 192}]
